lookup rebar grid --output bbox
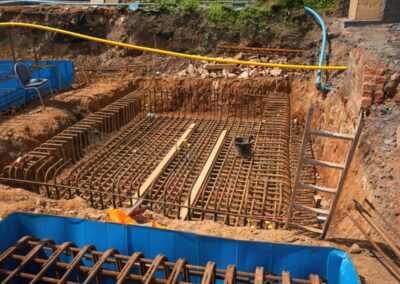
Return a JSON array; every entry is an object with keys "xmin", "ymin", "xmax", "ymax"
[
  {"xmin": 0, "ymin": 236, "xmax": 324, "ymax": 284},
  {"xmin": 0, "ymin": 85, "xmax": 313, "ymax": 228},
  {"xmin": 187, "ymin": 94, "xmax": 291, "ymax": 226},
  {"xmin": 3, "ymin": 90, "xmax": 143, "ymax": 189}
]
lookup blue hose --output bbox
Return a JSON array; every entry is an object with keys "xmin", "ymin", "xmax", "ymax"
[{"xmin": 304, "ymin": 6, "xmax": 331, "ymax": 92}]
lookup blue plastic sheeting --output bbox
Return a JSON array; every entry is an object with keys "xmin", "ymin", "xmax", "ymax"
[
  {"xmin": 0, "ymin": 212, "xmax": 359, "ymax": 283},
  {"xmin": 0, "ymin": 60, "xmax": 74, "ymax": 111}
]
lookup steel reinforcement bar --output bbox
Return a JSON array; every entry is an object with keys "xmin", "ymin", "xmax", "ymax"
[
  {"xmin": 0, "ymin": 236, "xmax": 323, "ymax": 284},
  {"xmin": 217, "ymin": 45, "xmax": 304, "ymax": 56},
  {"xmin": 188, "ymin": 92, "xmax": 292, "ymax": 227},
  {"xmin": 64, "ymin": 116, "xmax": 194, "ymax": 209},
  {"xmin": 2, "ymin": 90, "xmax": 144, "ymax": 191},
  {"xmin": 0, "ymin": 86, "xmax": 306, "ymax": 228}
]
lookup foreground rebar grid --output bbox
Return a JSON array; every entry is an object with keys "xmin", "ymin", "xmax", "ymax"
[
  {"xmin": 0, "ymin": 236, "xmax": 324, "ymax": 284},
  {"xmin": 1, "ymin": 84, "xmax": 318, "ymax": 228}
]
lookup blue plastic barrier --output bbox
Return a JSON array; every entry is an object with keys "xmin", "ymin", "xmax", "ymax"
[
  {"xmin": 0, "ymin": 60, "xmax": 75, "ymax": 111},
  {"xmin": 0, "ymin": 212, "xmax": 359, "ymax": 283}
]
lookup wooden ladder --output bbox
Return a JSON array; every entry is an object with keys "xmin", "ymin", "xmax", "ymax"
[{"xmin": 286, "ymin": 104, "xmax": 364, "ymax": 238}]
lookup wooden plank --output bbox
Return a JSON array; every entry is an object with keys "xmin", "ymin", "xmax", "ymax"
[
  {"xmin": 282, "ymin": 271, "xmax": 291, "ymax": 284},
  {"xmin": 309, "ymin": 129, "xmax": 354, "ymax": 140},
  {"xmin": 201, "ymin": 261, "xmax": 216, "ymax": 284},
  {"xmin": 224, "ymin": 265, "xmax": 237, "ymax": 284},
  {"xmin": 290, "ymin": 223, "xmax": 323, "ymax": 234},
  {"xmin": 254, "ymin": 267, "xmax": 264, "ymax": 284},
  {"xmin": 180, "ymin": 130, "xmax": 227, "ymax": 220},
  {"xmin": 285, "ymin": 104, "xmax": 314, "ymax": 228},
  {"xmin": 347, "ymin": 213, "xmax": 400, "ymax": 279},
  {"xmin": 321, "ymin": 115, "xmax": 364, "ymax": 238},
  {"xmin": 303, "ymin": 158, "xmax": 345, "ymax": 170},
  {"xmin": 135, "ymin": 123, "xmax": 196, "ymax": 198},
  {"xmin": 309, "ymin": 274, "xmax": 320, "ymax": 284}
]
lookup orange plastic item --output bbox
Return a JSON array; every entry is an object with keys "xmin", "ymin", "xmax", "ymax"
[
  {"xmin": 107, "ymin": 208, "xmax": 136, "ymax": 225},
  {"xmin": 150, "ymin": 220, "xmax": 167, "ymax": 229}
]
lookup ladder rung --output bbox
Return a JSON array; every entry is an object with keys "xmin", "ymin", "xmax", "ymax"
[
  {"xmin": 309, "ymin": 130, "xmax": 354, "ymax": 140},
  {"xmin": 295, "ymin": 204, "xmax": 329, "ymax": 215},
  {"xmin": 303, "ymin": 158, "xmax": 345, "ymax": 170},
  {"xmin": 298, "ymin": 183, "xmax": 337, "ymax": 194},
  {"xmin": 290, "ymin": 223, "xmax": 323, "ymax": 234}
]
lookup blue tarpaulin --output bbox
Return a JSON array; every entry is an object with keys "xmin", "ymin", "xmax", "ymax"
[
  {"xmin": 0, "ymin": 60, "xmax": 75, "ymax": 111},
  {"xmin": 0, "ymin": 212, "xmax": 359, "ymax": 283}
]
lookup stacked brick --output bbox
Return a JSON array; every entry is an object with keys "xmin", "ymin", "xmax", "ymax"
[{"xmin": 361, "ymin": 63, "xmax": 387, "ymax": 108}]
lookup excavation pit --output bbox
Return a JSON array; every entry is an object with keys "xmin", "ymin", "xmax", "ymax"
[{"xmin": 1, "ymin": 78, "xmax": 316, "ymax": 228}]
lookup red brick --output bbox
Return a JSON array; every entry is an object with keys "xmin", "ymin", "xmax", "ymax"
[
  {"xmin": 363, "ymin": 75, "xmax": 375, "ymax": 83},
  {"xmin": 375, "ymin": 76, "xmax": 386, "ymax": 85},
  {"xmin": 362, "ymin": 90, "xmax": 373, "ymax": 99},
  {"xmin": 374, "ymin": 90, "xmax": 385, "ymax": 104},
  {"xmin": 364, "ymin": 66, "xmax": 376, "ymax": 76},
  {"xmin": 361, "ymin": 96, "xmax": 372, "ymax": 109},
  {"xmin": 362, "ymin": 83, "xmax": 374, "ymax": 91},
  {"xmin": 374, "ymin": 90, "xmax": 385, "ymax": 98},
  {"xmin": 375, "ymin": 83, "xmax": 384, "ymax": 91},
  {"xmin": 376, "ymin": 69, "xmax": 386, "ymax": 76}
]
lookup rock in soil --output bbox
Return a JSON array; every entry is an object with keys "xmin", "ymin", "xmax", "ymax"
[{"xmin": 350, "ymin": 243, "xmax": 362, "ymax": 254}]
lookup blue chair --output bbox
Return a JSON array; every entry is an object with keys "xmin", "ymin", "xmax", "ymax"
[{"xmin": 14, "ymin": 62, "xmax": 54, "ymax": 108}]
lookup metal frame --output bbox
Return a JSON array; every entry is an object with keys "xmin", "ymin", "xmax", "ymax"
[
  {"xmin": 286, "ymin": 104, "xmax": 363, "ymax": 238},
  {"xmin": 0, "ymin": 236, "xmax": 323, "ymax": 284},
  {"xmin": 14, "ymin": 62, "xmax": 55, "ymax": 108}
]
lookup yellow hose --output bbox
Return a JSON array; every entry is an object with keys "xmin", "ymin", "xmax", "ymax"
[{"xmin": 0, "ymin": 22, "xmax": 347, "ymax": 71}]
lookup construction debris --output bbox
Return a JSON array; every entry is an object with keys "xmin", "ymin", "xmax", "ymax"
[
  {"xmin": 349, "ymin": 199, "xmax": 400, "ymax": 280},
  {"xmin": 175, "ymin": 55, "xmax": 295, "ymax": 79}
]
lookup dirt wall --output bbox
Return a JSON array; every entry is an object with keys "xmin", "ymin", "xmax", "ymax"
[
  {"xmin": 290, "ymin": 67, "xmax": 399, "ymax": 240},
  {"xmin": 0, "ymin": 6, "xmax": 314, "ymax": 60}
]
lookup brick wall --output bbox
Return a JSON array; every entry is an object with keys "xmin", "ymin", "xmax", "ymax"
[
  {"xmin": 383, "ymin": 0, "xmax": 400, "ymax": 23},
  {"xmin": 345, "ymin": 48, "xmax": 390, "ymax": 109}
]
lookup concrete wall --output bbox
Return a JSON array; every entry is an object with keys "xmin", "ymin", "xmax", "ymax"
[{"xmin": 348, "ymin": 0, "xmax": 384, "ymax": 20}]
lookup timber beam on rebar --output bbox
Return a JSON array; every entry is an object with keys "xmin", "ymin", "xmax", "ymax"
[
  {"xmin": 180, "ymin": 130, "xmax": 227, "ymax": 220},
  {"xmin": 136, "ymin": 123, "xmax": 196, "ymax": 198}
]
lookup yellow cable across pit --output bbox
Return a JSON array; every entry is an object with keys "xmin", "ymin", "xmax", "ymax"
[{"xmin": 0, "ymin": 22, "xmax": 347, "ymax": 71}]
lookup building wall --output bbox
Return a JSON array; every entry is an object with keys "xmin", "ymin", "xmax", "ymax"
[{"xmin": 348, "ymin": 0, "xmax": 384, "ymax": 20}]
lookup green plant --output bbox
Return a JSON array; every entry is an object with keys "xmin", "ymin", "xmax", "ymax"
[
  {"xmin": 267, "ymin": 0, "xmax": 336, "ymax": 12},
  {"xmin": 177, "ymin": 0, "xmax": 200, "ymax": 14},
  {"xmin": 158, "ymin": 0, "xmax": 175, "ymax": 12},
  {"xmin": 207, "ymin": 4, "xmax": 233, "ymax": 23},
  {"xmin": 303, "ymin": 0, "xmax": 336, "ymax": 12},
  {"xmin": 255, "ymin": 0, "xmax": 267, "ymax": 6}
]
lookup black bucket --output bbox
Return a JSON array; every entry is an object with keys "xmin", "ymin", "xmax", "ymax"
[{"xmin": 234, "ymin": 135, "xmax": 255, "ymax": 157}]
